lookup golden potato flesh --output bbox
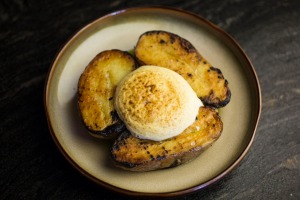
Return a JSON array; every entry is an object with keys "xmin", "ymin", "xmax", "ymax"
[
  {"xmin": 135, "ymin": 30, "xmax": 231, "ymax": 108},
  {"xmin": 111, "ymin": 107, "xmax": 223, "ymax": 171},
  {"xmin": 78, "ymin": 50, "xmax": 137, "ymax": 139}
]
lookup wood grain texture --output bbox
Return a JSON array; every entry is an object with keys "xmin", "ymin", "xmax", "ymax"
[{"xmin": 0, "ymin": 0, "xmax": 299, "ymax": 199}]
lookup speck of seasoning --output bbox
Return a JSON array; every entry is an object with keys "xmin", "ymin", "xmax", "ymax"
[
  {"xmin": 170, "ymin": 35, "xmax": 175, "ymax": 43},
  {"xmin": 150, "ymin": 154, "xmax": 154, "ymax": 161}
]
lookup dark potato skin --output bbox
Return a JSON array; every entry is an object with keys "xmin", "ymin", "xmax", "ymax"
[
  {"xmin": 111, "ymin": 107, "xmax": 223, "ymax": 171},
  {"xmin": 84, "ymin": 111, "xmax": 125, "ymax": 139},
  {"xmin": 78, "ymin": 50, "xmax": 137, "ymax": 139},
  {"xmin": 134, "ymin": 30, "xmax": 231, "ymax": 108}
]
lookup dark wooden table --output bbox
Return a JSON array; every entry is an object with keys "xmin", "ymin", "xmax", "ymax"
[{"xmin": 1, "ymin": 0, "xmax": 299, "ymax": 199}]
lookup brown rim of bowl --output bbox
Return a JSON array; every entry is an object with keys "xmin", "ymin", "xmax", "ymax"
[{"xmin": 44, "ymin": 6, "xmax": 262, "ymax": 198}]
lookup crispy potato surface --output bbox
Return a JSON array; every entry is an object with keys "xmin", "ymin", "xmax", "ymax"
[
  {"xmin": 135, "ymin": 30, "xmax": 231, "ymax": 107},
  {"xmin": 78, "ymin": 50, "xmax": 137, "ymax": 138},
  {"xmin": 111, "ymin": 107, "xmax": 222, "ymax": 171}
]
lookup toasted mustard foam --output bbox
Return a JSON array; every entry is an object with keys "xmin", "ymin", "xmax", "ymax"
[{"xmin": 114, "ymin": 65, "xmax": 202, "ymax": 141}]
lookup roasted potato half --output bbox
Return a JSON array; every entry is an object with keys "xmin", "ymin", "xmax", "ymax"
[
  {"xmin": 135, "ymin": 30, "xmax": 231, "ymax": 108},
  {"xmin": 78, "ymin": 50, "xmax": 137, "ymax": 139},
  {"xmin": 111, "ymin": 107, "xmax": 222, "ymax": 172}
]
